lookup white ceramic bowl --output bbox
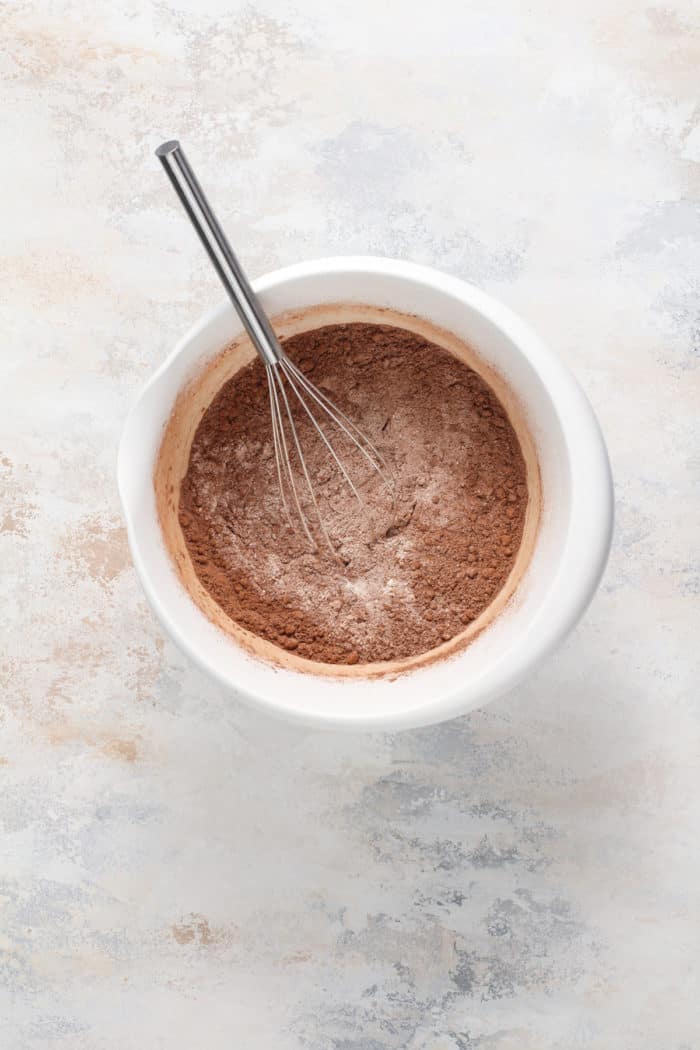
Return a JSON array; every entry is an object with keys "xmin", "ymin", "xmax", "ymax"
[{"xmin": 118, "ymin": 256, "xmax": 613, "ymax": 730}]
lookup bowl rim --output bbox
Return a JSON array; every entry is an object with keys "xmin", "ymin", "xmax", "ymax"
[{"xmin": 118, "ymin": 255, "xmax": 613, "ymax": 729}]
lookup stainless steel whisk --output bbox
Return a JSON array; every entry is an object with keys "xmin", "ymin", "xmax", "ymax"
[{"xmin": 156, "ymin": 140, "xmax": 389, "ymax": 551}]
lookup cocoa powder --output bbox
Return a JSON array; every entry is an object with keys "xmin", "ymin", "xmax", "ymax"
[{"xmin": 179, "ymin": 322, "xmax": 528, "ymax": 664}]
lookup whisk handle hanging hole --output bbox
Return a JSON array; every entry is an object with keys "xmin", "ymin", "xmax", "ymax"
[{"xmin": 156, "ymin": 140, "xmax": 284, "ymax": 367}]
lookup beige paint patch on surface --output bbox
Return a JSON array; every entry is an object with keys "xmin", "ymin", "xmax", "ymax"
[
  {"xmin": 57, "ymin": 515, "xmax": 130, "ymax": 588},
  {"xmin": 47, "ymin": 720, "xmax": 141, "ymax": 763},
  {"xmin": 171, "ymin": 914, "xmax": 235, "ymax": 947},
  {"xmin": 100, "ymin": 737, "xmax": 140, "ymax": 763},
  {"xmin": 3, "ymin": 15, "xmax": 166, "ymax": 83},
  {"xmin": 0, "ymin": 252, "xmax": 105, "ymax": 309},
  {"xmin": 0, "ymin": 456, "xmax": 37, "ymax": 536}
]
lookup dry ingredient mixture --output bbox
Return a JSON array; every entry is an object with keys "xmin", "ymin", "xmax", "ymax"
[{"xmin": 179, "ymin": 322, "xmax": 528, "ymax": 664}]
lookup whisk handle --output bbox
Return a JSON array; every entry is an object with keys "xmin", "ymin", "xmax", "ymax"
[{"xmin": 156, "ymin": 140, "xmax": 283, "ymax": 366}]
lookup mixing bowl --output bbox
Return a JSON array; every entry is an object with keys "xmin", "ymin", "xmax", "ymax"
[{"xmin": 118, "ymin": 256, "xmax": 613, "ymax": 730}]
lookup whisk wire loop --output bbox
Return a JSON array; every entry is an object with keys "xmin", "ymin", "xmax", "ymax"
[
  {"xmin": 281, "ymin": 357, "xmax": 391, "ymax": 482},
  {"xmin": 279, "ymin": 360, "xmax": 364, "ymax": 505},
  {"xmin": 266, "ymin": 359, "xmax": 391, "ymax": 551}
]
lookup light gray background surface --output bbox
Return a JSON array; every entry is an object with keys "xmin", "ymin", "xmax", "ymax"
[{"xmin": 2, "ymin": 2, "xmax": 699, "ymax": 1047}]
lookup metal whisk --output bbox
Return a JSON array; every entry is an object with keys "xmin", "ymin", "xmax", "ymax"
[{"xmin": 156, "ymin": 140, "xmax": 389, "ymax": 551}]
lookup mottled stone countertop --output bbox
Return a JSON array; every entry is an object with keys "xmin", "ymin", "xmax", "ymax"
[{"xmin": 2, "ymin": 2, "xmax": 699, "ymax": 1047}]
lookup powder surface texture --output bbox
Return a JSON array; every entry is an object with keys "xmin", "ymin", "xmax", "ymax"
[{"xmin": 179, "ymin": 322, "xmax": 528, "ymax": 664}]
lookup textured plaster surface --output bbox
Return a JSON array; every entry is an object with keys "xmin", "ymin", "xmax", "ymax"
[{"xmin": 1, "ymin": 2, "xmax": 699, "ymax": 1047}]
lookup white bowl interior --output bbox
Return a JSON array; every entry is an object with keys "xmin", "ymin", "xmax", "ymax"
[{"xmin": 118, "ymin": 258, "xmax": 612, "ymax": 729}]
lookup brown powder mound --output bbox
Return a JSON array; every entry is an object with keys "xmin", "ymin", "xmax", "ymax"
[{"xmin": 179, "ymin": 322, "xmax": 528, "ymax": 664}]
